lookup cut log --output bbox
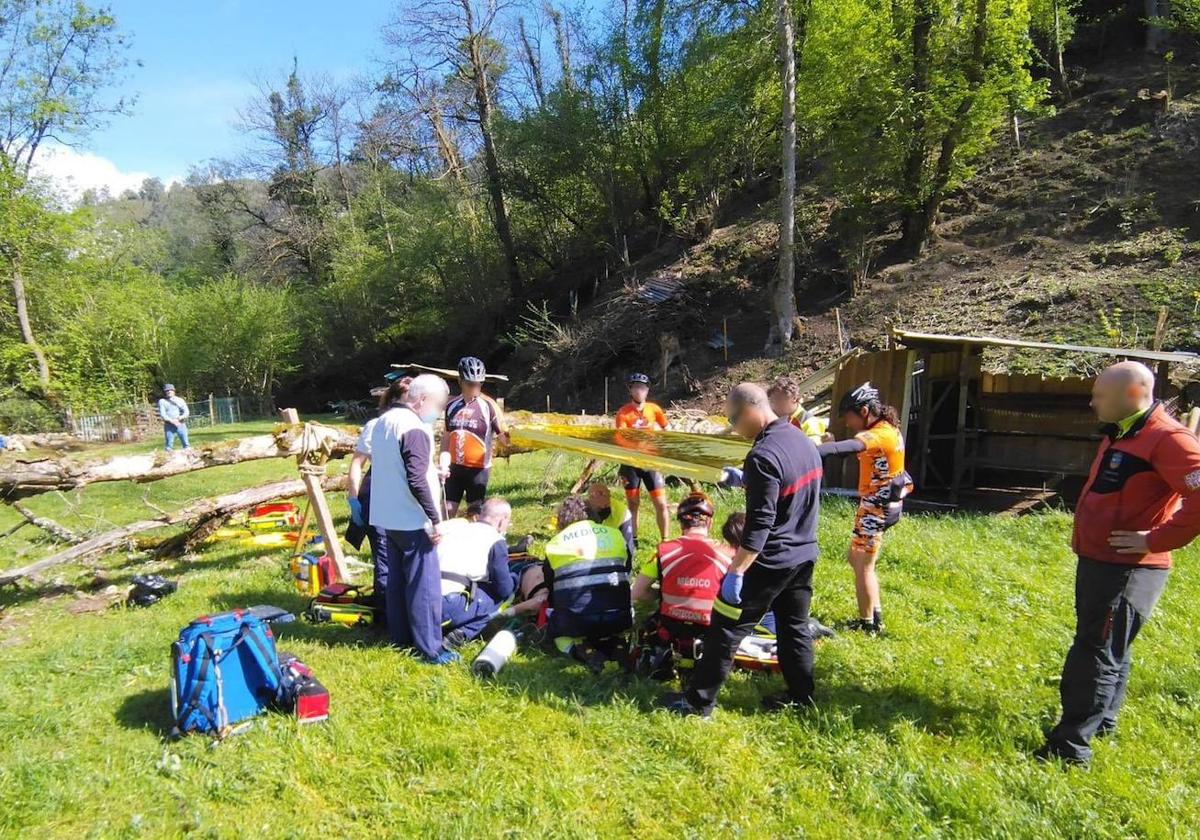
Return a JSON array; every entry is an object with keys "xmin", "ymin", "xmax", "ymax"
[
  {"xmin": 0, "ymin": 474, "xmax": 346, "ymax": 586},
  {"xmin": 0, "ymin": 423, "xmax": 359, "ymax": 500}
]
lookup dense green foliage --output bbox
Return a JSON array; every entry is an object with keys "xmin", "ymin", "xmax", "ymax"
[
  {"xmin": 1, "ymin": 441, "xmax": 1199, "ymax": 836},
  {"xmin": 3, "ymin": 0, "xmax": 1199, "ymax": 423}
]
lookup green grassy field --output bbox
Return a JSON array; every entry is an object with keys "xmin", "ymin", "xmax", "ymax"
[{"xmin": 1, "ymin": 428, "xmax": 1198, "ymax": 838}]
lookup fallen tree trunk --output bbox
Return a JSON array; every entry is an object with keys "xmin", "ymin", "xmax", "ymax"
[
  {"xmin": 0, "ymin": 422, "xmax": 358, "ymax": 501},
  {"xmin": 11, "ymin": 502, "xmax": 81, "ymax": 544},
  {"xmin": 0, "ymin": 474, "xmax": 346, "ymax": 586}
]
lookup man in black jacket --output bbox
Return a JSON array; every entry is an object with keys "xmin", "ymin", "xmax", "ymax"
[{"xmin": 663, "ymin": 382, "xmax": 823, "ymax": 717}]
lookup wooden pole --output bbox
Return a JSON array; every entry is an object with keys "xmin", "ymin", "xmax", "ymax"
[
  {"xmin": 723, "ymin": 318, "xmax": 729, "ymax": 363},
  {"xmin": 208, "ymin": 393, "xmax": 215, "ymax": 425},
  {"xmin": 1185, "ymin": 407, "xmax": 1200, "ymax": 436},
  {"xmin": 835, "ymin": 308, "xmax": 845, "ymax": 351},
  {"xmin": 604, "ymin": 377, "xmax": 609, "ymax": 415},
  {"xmin": 280, "ymin": 407, "xmax": 349, "ymax": 581},
  {"xmin": 950, "ymin": 344, "xmax": 972, "ymax": 504},
  {"xmin": 546, "ymin": 394, "xmax": 551, "ymax": 412},
  {"xmin": 1152, "ymin": 306, "xmax": 1168, "ymax": 351}
]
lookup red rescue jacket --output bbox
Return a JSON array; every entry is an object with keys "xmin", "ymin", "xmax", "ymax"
[
  {"xmin": 657, "ymin": 535, "xmax": 729, "ymax": 626},
  {"xmin": 1072, "ymin": 403, "xmax": 1200, "ymax": 569}
]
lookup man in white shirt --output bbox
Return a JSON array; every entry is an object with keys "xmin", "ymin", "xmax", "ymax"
[
  {"xmin": 157, "ymin": 384, "xmax": 190, "ymax": 451},
  {"xmin": 368, "ymin": 373, "xmax": 454, "ymax": 664},
  {"xmin": 439, "ymin": 498, "xmax": 515, "ymax": 646}
]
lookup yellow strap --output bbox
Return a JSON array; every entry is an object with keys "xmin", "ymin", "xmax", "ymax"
[{"xmin": 712, "ymin": 597, "xmax": 743, "ymax": 621}]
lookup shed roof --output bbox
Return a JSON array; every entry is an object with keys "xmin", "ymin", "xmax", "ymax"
[{"xmin": 893, "ymin": 330, "xmax": 1199, "ymax": 366}]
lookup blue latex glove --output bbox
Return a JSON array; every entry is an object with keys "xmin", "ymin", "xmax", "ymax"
[
  {"xmin": 348, "ymin": 497, "xmax": 364, "ymax": 526},
  {"xmin": 718, "ymin": 466, "xmax": 745, "ymax": 489},
  {"xmin": 719, "ymin": 572, "xmax": 744, "ymax": 605}
]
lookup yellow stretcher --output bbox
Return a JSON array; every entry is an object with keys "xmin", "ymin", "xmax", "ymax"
[{"xmin": 508, "ymin": 425, "xmax": 751, "ymax": 483}]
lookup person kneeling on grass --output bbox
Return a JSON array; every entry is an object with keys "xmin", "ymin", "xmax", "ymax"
[
  {"xmin": 542, "ymin": 494, "xmax": 634, "ymax": 672},
  {"xmin": 438, "ymin": 498, "xmax": 516, "ymax": 648},
  {"xmin": 585, "ymin": 481, "xmax": 637, "ymax": 559},
  {"xmin": 630, "ymin": 496, "xmax": 774, "ymax": 680},
  {"xmin": 816, "ymin": 382, "xmax": 912, "ymax": 635}
]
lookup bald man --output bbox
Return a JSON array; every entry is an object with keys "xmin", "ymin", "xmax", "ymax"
[
  {"xmin": 1037, "ymin": 361, "xmax": 1200, "ymax": 766},
  {"xmin": 662, "ymin": 383, "xmax": 823, "ymax": 717}
]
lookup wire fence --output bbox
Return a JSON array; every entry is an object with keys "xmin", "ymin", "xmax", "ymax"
[{"xmin": 66, "ymin": 394, "xmax": 275, "ymax": 442}]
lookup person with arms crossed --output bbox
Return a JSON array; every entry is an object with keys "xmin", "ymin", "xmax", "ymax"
[
  {"xmin": 663, "ymin": 383, "xmax": 822, "ymax": 717},
  {"xmin": 369, "ymin": 373, "xmax": 456, "ymax": 664},
  {"xmin": 1036, "ymin": 361, "xmax": 1200, "ymax": 766}
]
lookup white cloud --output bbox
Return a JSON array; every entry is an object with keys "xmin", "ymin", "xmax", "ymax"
[{"xmin": 31, "ymin": 144, "xmax": 174, "ymax": 204}]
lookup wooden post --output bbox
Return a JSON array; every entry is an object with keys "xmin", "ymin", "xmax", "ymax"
[
  {"xmin": 546, "ymin": 394, "xmax": 551, "ymax": 413},
  {"xmin": 1152, "ymin": 306, "xmax": 1168, "ymax": 351},
  {"xmin": 604, "ymin": 377, "xmax": 609, "ymax": 415},
  {"xmin": 950, "ymin": 344, "xmax": 972, "ymax": 504},
  {"xmin": 723, "ymin": 318, "xmax": 729, "ymax": 363},
  {"xmin": 208, "ymin": 393, "xmax": 215, "ymax": 425},
  {"xmin": 916, "ymin": 350, "xmax": 934, "ymax": 488},
  {"xmin": 280, "ymin": 407, "xmax": 350, "ymax": 581},
  {"xmin": 835, "ymin": 308, "xmax": 845, "ymax": 351},
  {"xmin": 1155, "ymin": 360, "xmax": 1170, "ymax": 400}
]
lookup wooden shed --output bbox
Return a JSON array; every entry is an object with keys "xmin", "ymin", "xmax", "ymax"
[{"xmin": 824, "ymin": 330, "xmax": 1200, "ymax": 506}]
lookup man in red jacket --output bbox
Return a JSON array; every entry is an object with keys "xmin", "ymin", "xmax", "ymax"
[{"xmin": 1037, "ymin": 361, "xmax": 1200, "ymax": 765}]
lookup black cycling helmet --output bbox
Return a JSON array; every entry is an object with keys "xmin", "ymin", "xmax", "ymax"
[
  {"xmin": 838, "ymin": 381, "xmax": 880, "ymax": 415},
  {"xmin": 458, "ymin": 356, "xmax": 487, "ymax": 383},
  {"xmin": 677, "ymin": 491, "xmax": 715, "ymax": 524},
  {"xmin": 627, "ymin": 372, "xmax": 650, "ymax": 386}
]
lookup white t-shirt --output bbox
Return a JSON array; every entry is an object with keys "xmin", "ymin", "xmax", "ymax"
[
  {"xmin": 367, "ymin": 406, "xmax": 442, "ymax": 532},
  {"xmin": 436, "ymin": 519, "xmax": 506, "ymax": 596},
  {"xmin": 356, "ymin": 418, "xmax": 378, "ymax": 457}
]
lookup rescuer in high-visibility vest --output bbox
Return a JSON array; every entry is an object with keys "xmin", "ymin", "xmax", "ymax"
[{"xmin": 543, "ymin": 495, "xmax": 633, "ymax": 672}]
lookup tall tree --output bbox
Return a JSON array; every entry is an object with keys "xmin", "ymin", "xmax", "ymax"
[
  {"xmin": 766, "ymin": 0, "xmax": 801, "ymax": 351},
  {"xmin": 388, "ymin": 0, "xmax": 522, "ymax": 300},
  {"xmin": 0, "ymin": 0, "xmax": 131, "ymax": 391}
]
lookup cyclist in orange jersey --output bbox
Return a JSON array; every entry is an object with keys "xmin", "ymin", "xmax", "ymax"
[
  {"xmin": 816, "ymin": 382, "xmax": 912, "ymax": 635},
  {"xmin": 614, "ymin": 372, "xmax": 670, "ymax": 543}
]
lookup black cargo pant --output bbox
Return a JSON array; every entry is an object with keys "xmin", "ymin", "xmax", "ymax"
[
  {"xmin": 687, "ymin": 561, "xmax": 814, "ymax": 713},
  {"xmin": 1045, "ymin": 556, "xmax": 1169, "ymax": 762}
]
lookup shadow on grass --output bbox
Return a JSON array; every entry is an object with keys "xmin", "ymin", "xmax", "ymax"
[
  {"xmin": 115, "ymin": 686, "xmax": 175, "ymax": 737},
  {"xmin": 0, "ymin": 543, "xmax": 285, "ymax": 611},
  {"xmin": 206, "ymin": 587, "xmax": 394, "ymax": 649}
]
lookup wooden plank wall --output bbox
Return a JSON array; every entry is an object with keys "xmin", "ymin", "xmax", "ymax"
[{"xmin": 827, "ymin": 349, "xmax": 915, "ymax": 489}]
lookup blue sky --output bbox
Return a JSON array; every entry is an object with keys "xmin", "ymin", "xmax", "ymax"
[{"xmin": 39, "ymin": 0, "xmax": 396, "ymax": 195}]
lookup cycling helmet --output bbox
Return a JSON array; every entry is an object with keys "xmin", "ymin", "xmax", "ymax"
[
  {"xmin": 838, "ymin": 381, "xmax": 880, "ymax": 414},
  {"xmin": 677, "ymin": 492, "xmax": 715, "ymax": 524},
  {"xmin": 627, "ymin": 372, "xmax": 650, "ymax": 386},
  {"xmin": 458, "ymin": 356, "xmax": 487, "ymax": 383}
]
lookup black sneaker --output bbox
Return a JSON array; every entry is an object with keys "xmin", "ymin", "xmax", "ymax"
[
  {"xmin": 443, "ymin": 629, "xmax": 469, "ymax": 649},
  {"xmin": 761, "ymin": 692, "xmax": 814, "ymax": 713},
  {"xmin": 659, "ymin": 691, "xmax": 712, "ymax": 719},
  {"xmin": 847, "ymin": 618, "xmax": 883, "ymax": 635},
  {"xmin": 1034, "ymin": 742, "xmax": 1089, "ymax": 767}
]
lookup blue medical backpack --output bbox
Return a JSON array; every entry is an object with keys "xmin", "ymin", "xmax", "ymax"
[{"xmin": 170, "ymin": 610, "xmax": 284, "ymax": 737}]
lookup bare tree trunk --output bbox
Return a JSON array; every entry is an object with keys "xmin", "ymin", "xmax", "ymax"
[
  {"xmin": 0, "ymin": 423, "xmax": 359, "ymax": 500},
  {"xmin": 518, "ymin": 17, "xmax": 546, "ymax": 107},
  {"xmin": 0, "ymin": 474, "xmax": 346, "ymax": 586},
  {"xmin": 1052, "ymin": 0, "xmax": 1071, "ymax": 98},
  {"xmin": 1144, "ymin": 0, "xmax": 1167, "ymax": 52},
  {"xmin": 427, "ymin": 98, "xmax": 465, "ymax": 183},
  {"xmin": 10, "ymin": 262, "xmax": 51, "ymax": 389},
  {"xmin": 900, "ymin": 0, "xmax": 934, "ymax": 258},
  {"xmin": 767, "ymin": 0, "xmax": 799, "ymax": 351},
  {"xmin": 546, "ymin": 3, "xmax": 573, "ymax": 89},
  {"xmin": 462, "ymin": 2, "xmax": 522, "ymax": 300}
]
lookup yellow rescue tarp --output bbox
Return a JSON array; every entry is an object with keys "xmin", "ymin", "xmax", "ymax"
[{"xmin": 509, "ymin": 425, "xmax": 751, "ymax": 483}]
